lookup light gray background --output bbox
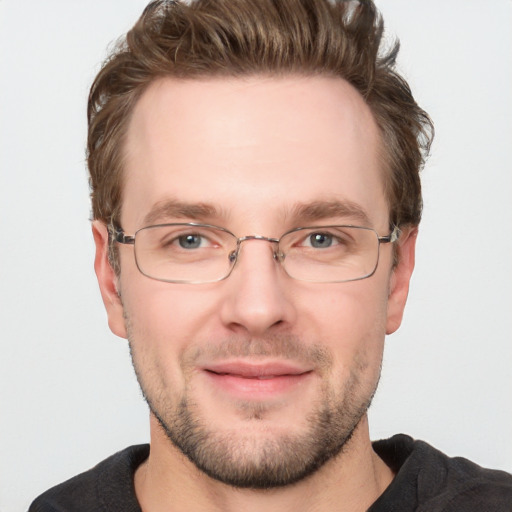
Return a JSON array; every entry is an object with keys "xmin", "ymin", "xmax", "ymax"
[{"xmin": 1, "ymin": 1, "xmax": 511, "ymax": 511}]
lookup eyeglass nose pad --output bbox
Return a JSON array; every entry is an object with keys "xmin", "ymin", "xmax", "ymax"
[
  {"xmin": 273, "ymin": 251, "xmax": 285, "ymax": 262},
  {"xmin": 229, "ymin": 247, "xmax": 283, "ymax": 265}
]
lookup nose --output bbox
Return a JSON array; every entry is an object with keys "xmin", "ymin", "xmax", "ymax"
[{"xmin": 219, "ymin": 238, "xmax": 296, "ymax": 336}]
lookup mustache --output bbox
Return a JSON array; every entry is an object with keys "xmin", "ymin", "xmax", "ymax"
[{"xmin": 182, "ymin": 334, "xmax": 333, "ymax": 371}]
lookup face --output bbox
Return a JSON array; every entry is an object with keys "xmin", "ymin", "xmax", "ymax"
[{"xmin": 94, "ymin": 76, "xmax": 416, "ymax": 488}]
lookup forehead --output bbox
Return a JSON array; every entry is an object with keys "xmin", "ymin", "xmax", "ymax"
[{"xmin": 122, "ymin": 75, "xmax": 388, "ymax": 231}]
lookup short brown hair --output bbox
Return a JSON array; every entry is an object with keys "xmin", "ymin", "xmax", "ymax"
[{"xmin": 88, "ymin": 0, "xmax": 433, "ymax": 232}]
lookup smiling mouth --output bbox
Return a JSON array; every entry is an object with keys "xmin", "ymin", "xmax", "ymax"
[
  {"xmin": 206, "ymin": 370, "xmax": 310, "ymax": 379},
  {"xmin": 201, "ymin": 363, "xmax": 313, "ymax": 398},
  {"xmin": 203, "ymin": 361, "xmax": 312, "ymax": 378}
]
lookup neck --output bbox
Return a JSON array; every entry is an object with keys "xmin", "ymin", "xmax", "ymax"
[{"xmin": 134, "ymin": 414, "xmax": 394, "ymax": 512}]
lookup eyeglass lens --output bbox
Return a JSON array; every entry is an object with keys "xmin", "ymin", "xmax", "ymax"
[{"xmin": 132, "ymin": 224, "xmax": 382, "ymax": 284}]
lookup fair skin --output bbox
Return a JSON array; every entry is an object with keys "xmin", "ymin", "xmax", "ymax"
[{"xmin": 93, "ymin": 76, "xmax": 416, "ymax": 512}]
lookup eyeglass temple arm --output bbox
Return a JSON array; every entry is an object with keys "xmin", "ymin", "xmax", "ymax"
[
  {"xmin": 378, "ymin": 225, "xmax": 401, "ymax": 244},
  {"xmin": 109, "ymin": 225, "xmax": 135, "ymax": 245}
]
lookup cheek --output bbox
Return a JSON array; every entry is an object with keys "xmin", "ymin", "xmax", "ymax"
[
  {"xmin": 299, "ymin": 281, "xmax": 389, "ymax": 376},
  {"xmin": 120, "ymin": 284, "xmax": 205, "ymax": 399},
  {"xmin": 120, "ymin": 277, "xmax": 222, "ymax": 361},
  {"xmin": 323, "ymin": 291, "xmax": 387, "ymax": 403},
  {"xmin": 303, "ymin": 280, "xmax": 388, "ymax": 341}
]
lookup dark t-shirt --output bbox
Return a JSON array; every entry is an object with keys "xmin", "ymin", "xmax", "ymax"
[{"xmin": 29, "ymin": 434, "xmax": 512, "ymax": 511}]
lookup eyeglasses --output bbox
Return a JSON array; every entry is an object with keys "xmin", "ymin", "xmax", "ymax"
[{"xmin": 110, "ymin": 222, "xmax": 400, "ymax": 284}]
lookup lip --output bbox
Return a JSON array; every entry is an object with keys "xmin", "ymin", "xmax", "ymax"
[
  {"xmin": 204, "ymin": 360, "xmax": 311, "ymax": 378},
  {"xmin": 201, "ymin": 360, "xmax": 313, "ymax": 399}
]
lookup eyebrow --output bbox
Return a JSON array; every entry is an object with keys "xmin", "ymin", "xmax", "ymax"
[
  {"xmin": 142, "ymin": 198, "xmax": 371, "ymax": 228},
  {"xmin": 143, "ymin": 199, "xmax": 220, "ymax": 226},
  {"xmin": 287, "ymin": 200, "xmax": 372, "ymax": 226}
]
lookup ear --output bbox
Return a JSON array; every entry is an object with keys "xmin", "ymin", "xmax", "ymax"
[
  {"xmin": 386, "ymin": 226, "xmax": 418, "ymax": 335},
  {"xmin": 92, "ymin": 221, "xmax": 127, "ymax": 339}
]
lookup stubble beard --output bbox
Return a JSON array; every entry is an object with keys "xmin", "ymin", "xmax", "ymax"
[{"xmin": 128, "ymin": 331, "xmax": 381, "ymax": 490}]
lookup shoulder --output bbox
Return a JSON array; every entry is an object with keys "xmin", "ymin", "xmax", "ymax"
[
  {"xmin": 28, "ymin": 444, "xmax": 149, "ymax": 512},
  {"xmin": 371, "ymin": 434, "xmax": 512, "ymax": 511}
]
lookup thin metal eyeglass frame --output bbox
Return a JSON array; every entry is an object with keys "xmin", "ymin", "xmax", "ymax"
[{"xmin": 110, "ymin": 222, "xmax": 401, "ymax": 284}]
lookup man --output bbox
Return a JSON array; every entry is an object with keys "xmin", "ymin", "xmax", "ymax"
[{"xmin": 29, "ymin": 0, "xmax": 512, "ymax": 510}]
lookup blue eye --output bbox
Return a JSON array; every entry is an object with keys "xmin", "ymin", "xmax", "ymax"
[
  {"xmin": 309, "ymin": 233, "xmax": 333, "ymax": 248},
  {"xmin": 178, "ymin": 234, "xmax": 203, "ymax": 249}
]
